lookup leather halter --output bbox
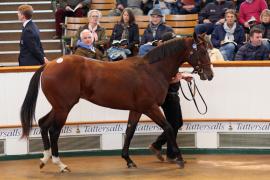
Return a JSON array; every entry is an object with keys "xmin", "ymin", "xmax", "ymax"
[{"xmin": 189, "ymin": 40, "xmax": 212, "ymax": 75}]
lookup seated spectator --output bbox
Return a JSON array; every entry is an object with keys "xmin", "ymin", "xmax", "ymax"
[
  {"xmin": 235, "ymin": 28, "xmax": 269, "ymax": 60},
  {"xmin": 211, "ymin": 9, "xmax": 245, "ymax": 60},
  {"xmin": 108, "ymin": 0, "xmax": 144, "ymax": 16},
  {"xmin": 145, "ymin": 0, "xmax": 171, "ymax": 15},
  {"xmin": 109, "ymin": 8, "xmax": 139, "ymax": 56},
  {"xmin": 238, "ymin": 0, "xmax": 268, "ymax": 33},
  {"xmin": 74, "ymin": 9, "xmax": 107, "ymax": 53},
  {"xmin": 253, "ymin": 9, "xmax": 270, "ymax": 50},
  {"xmin": 74, "ymin": 29, "xmax": 103, "ymax": 60},
  {"xmin": 53, "ymin": 0, "xmax": 90, "ymax": 39},
  {"xmin": 138, "ymin": 8, "xmax": 174, "ymax": 56},
  {"xmin": 195, "ymin": 0, "xmax": 234, "ymax": 35},
  {"xmin": 166, "ymin": 0, "xmax": 202, "ymax": 15}
]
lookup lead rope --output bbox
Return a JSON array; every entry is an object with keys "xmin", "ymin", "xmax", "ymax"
[{"xmin": 180, "ymin": 78, "xmax": 208, "ymax": 115}]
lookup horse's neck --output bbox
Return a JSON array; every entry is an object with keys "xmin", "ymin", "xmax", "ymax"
[{"xmin": 154, "ymin": 49, "xmax": 189, "ymax": 82}]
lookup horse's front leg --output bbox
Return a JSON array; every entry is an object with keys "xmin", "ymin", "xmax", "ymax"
[
  {"xmin": 145, "ymin": 105, "xmax": 185, "ymax": 169},
  {"xmin": 122, "ymin": 110, "xmax": 141, "ymax": 168}
]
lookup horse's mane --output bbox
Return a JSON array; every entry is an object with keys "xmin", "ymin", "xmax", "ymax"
[{"xmin": 144, "ymin": 38, "xmax": 187, "ymax": 64}]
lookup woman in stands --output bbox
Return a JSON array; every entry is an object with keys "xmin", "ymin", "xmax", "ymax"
[
  {"xmin": 74, "ymin": 9, "xmax": 107, "ymax": 52},
  {"xmin": 108, "ymin": 8, "xmax": 139, "ymax": 60},
  {"xmin": 253, "ymin": 9, "xmax": 270, "ymax": 50},
  {"xmin": 211, "ymin": 9, "xmax": 245, "ymax": 61}
]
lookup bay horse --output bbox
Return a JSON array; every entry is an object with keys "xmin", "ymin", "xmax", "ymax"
[{"xmin": 20, "ymin": 33, "xmax": 213, "ymax": 172}]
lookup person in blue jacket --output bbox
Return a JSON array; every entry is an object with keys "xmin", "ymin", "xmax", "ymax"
[{"xmin": 211, "ymin": 9, "xmax": 245, "ymax": 60}]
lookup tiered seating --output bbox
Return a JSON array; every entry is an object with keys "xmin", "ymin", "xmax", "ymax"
[
  {"xmin": 62, "ymin": 14, "xmax": 199, "ymax": 54},
  {"xmin": 165, "ymin": 14, "xmax": 198, "ymax": 36},
  {"xmin": 90, "ymin": 0, "xmax": 116, "ymax": 16},
  {"xmin": 0, "ymin": 0, "xmax": 61, "ymax": 65}
]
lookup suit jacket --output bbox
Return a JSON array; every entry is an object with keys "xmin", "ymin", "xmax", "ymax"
[{"xmin": 18, "ymin": 20, "xmax": 45, "ymax": 66}]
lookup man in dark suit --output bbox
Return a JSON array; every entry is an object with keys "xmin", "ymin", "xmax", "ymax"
[{"xmin": 18, "ymin": 4, "xmax": 48, "ymax": 66}]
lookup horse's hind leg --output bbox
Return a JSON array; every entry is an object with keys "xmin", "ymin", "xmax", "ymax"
[
  {"xmin": 145, "ymin": 105, "xmax": 185, "ymax": 169},
  {"xmin": 49, "ymin": 109, "xmax": 70, "ymax": 172},
  {"xmin": 38, "ymin": 110, "xmax": 53, "ymax": 169},
  {"xmin": 122, "ymin": 110, "xmax": 141, "ymax": 168}
]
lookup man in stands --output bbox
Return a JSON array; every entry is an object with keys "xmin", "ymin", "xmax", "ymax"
[
  {"xmin": 235, "ymin": 28, "xmax": 269, "ymax": 60},
  {"xmin": 53, "ymin": 0, "xmax": 90, "ymax": 39},
  {"xmin": 138, "ymin": 8, "xmax": 174, "ymax": 56},
  {"xmin": 194, "ymin": 0, "xmax": 234, "ymax": 35},
  {"xmin": 238, "ymin": 0, "xmax": 268, "ymax": 33},
  {"xmin": 74, "ymin": 29, "xmax": 103, "ymax": 59}
]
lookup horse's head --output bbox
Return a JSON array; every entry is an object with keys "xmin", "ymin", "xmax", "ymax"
[{"xmin": 188, "ymin": 33, "xmax": 214, "ymax": 81}]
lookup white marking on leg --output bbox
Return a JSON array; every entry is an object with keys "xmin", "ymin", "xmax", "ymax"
[
  {"xmin": 40, "ymin": 149, "xmax": 51, "ymax": 164},
  {"xmin": 52, "ymin": 156, "xmax": 68, "ymax": 172}
]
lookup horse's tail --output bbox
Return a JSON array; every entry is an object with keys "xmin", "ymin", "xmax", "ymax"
[{"xmin": 20, "ymin": 65, "xmax": 45, "ymax": 138}]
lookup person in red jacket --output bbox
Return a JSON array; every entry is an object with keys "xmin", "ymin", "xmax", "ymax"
[{"xmin": 238, "ymin": 0, "xmax": 268, "ymax": 33}]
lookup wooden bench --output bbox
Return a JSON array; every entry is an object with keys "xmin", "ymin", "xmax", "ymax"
[
  {"xmin": 63, "ymin": 14, "xmax": 198, "ymax": 39},
  {"xmin": 165, "ymin": 14, "xmax": 198, "ymax": 36},
  {"xmin": 62, "ymin": 14, "xmax": 198, "ymax": 54},
  {"xmin": 90, "ymin": 0, "xmax": 116, "ymax": 16}
]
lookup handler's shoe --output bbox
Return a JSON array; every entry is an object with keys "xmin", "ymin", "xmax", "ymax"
[
  {"xmin": 166, "ymin": 156, "xmax": 177, "ymax": 163},
  {"xmin": 166, "ymin": 156, "xmax": 187, "ymax": 164},
  {"xmin": 149, "ymin": 144, "xmax": 164, "ymax": 162}
]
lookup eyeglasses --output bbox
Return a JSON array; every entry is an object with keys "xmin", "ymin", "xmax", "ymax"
[
  {"xmin": 83, "ymin": 36, "xmax": 92, "ymax": 39},
  {"xmin": 91, "ymin": 15, "xmax": 99, "ymax": 18}
]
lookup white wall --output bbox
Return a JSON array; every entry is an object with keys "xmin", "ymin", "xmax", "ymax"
[
  {"xmin": 1, "ymin": 66, "xmax": 270, "ymax": 126},
  {"xmin": 0, "ymin": 66, "xmax": 270, "ymax": 155}
]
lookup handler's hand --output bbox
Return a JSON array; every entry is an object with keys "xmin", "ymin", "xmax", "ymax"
[
  {"xmin": 44, "ymin": 57, "xmax": 49, "ymax": 64},
  {"xmin": 181, "ymin": 73, "xmax": 193, "ymax": 82},
  {"xmin": 171, "ymin": 72, "xmax": 193, "ymax": 83}
]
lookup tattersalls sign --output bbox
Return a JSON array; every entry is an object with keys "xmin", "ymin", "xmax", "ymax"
[{"xmin": 1, "ymin": 122, "xmax": 270, "ymax": 139}]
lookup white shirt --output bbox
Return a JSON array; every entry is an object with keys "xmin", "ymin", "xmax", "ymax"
[{"xmin": 23, "ymin": 19, "xmax": 31, "ymax": 28}]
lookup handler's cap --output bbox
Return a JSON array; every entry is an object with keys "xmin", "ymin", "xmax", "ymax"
[{"xmin": 150, "ymin": 8, "xmax": 163, "ymax": 17}]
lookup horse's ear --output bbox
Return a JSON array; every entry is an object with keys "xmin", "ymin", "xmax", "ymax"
[{"xmin": 193, "ymin": 32, "xmax": 199, "ymax": 43}]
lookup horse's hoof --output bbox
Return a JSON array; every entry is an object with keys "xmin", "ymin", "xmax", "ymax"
[
  {"xmin": 60, "ymin": 167, "xmax": 71, "ymax": 173},
  {"xmin": 127, "ymin": 162, "xmax": 137, "ymax": 168},
  {"xmin": 176, "ymin": 160, "xmax": 185, "ymax": 169},
  {"xmin": 40, "ymin": 162, "xmax": 45, "ymax": 169},
  {"xmin": 149, "ymin": 144, "xmax": 164, "ymax": 162}
]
